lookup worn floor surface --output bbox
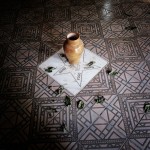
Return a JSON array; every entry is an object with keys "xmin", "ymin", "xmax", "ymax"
[{"xmin": 0, "ymin": 0, "xmax": 150, "ymax": 149}]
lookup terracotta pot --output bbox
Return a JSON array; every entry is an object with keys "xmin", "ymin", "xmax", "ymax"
[{"xmin": 63, "ymin": 32, "xmax": 84, "ymax": 64}]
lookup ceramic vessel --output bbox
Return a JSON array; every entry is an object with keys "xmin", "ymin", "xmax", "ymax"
[{"xmin": 63, "ymin": 32, "xmax": 84, "ymax": 64}]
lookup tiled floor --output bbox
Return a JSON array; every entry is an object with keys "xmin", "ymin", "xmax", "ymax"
[{"xmin": 0, "ymin": 0, "xmax": 150, "ymax": 149}]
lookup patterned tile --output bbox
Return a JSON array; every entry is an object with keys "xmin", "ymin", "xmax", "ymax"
[
  {"xmin": 95, "ymin": 0, "xmax": 120, "ymax": 5},
  {"xmin": 0, "ymin": 0, "xmax": 150, "ymax": 148},
  {"xmin": 112, "ymin": 61, "xmax": 150, "ymax": 94},
  {"xmin": 42, "ymin": 21, "xmax": 71, "ymax": 41},
  {"xmin": 0, "ymin": 67, "xmax": 36, "ymax": 98},
  {"xmin": 44, "ymin": 7, "xmax": 71, "ymax": 22},
  {"xmin": 71, "ymin": 5, "xmax": 99, "ymax": 21},
  {"xmin": 101, "ymin": 19, "xmax": 134, "ymax": 38},
  {"xmin": 16, "ymin": 8, "xmax": 44, "ymax": 24},
  {"xmin": 76, "ymin": 95, "xmax": 126, "ymax": 141},
  {"xmin": 38, "ymin": 41, "xmax": 63, "ymax": 64},
  {"xmin": 106, "ymin": 38, "xmax": 143, "ymax": 62},
  {"xmin": 72, "ymin": 21, "xmax": 103, "ymax": 39},
  {"xmin": 3, "ymin": 42, "xmax": 39, "ymax": 67},
  {"xmin": 0, "ymin": 43, "xmax": 8, "ymax": 67},
  {"xmin": 128, "ymin": 138, "xmax": 150, "ymax": 150},
  {"xmin": 97, "ymin": 4, "xmax": 125, "ymax": 20},
  {"xmin": 13, "ymin": 24, "xmax": 41, "ymax": 42},
  {"xmin": 83, "ymin": 38, "xmax": 109, "ymax": 61},
  {"xmin": 122, "ymin": 3, "xmax": 150, "ymax": 18},
  {"xmin": 0, "ymin": 25, "xmax": 13, "ymax": 42},
  {"xmin": 76, "ymin": 96, "xmax": 98, "ymax": 139},
  {"xmin": 71, "ymin": 0, "xmax": 95, "ymax": 6},
  {"xmin": 34, "ymin": 68, "xmax": 58, "ymax": 98},
  {"xmin": 80, "ymin": 140, "xmax": 127, "ymax": 150},
  {"xmin": 30, "ymin": 97, "xmax": 77, "ymax": 142},
  {"xmin": 78, "ymin": 67, "xmax": 116, "ymax": 96},
  {"xmin": 95, "ymin": 95, "xmax": 126, "ymax": 137},
  {"xmin": 132, "ymin": 19, "xmax": 150, "ymax": 37},
  {"xmin": 147, "ymin": 61, "xmax": 150, "ymax": 73},
  {"xmin": 34, "ymin": 66, "xmax": 73, "ymax": 98},
  {"xmin": 44, "ymin": 0, "xmax": 70, "ymax": 7},
  {"xmin": 137, "ymin": 37, "xmax": 150, "ymax": 61},
  {"xmin": 119, "ymin": 94, "xmax": 150, "ymax": 136},
  {"xmin": 0, "ymin": 98, "xmax": 32, "ymax": 144}
]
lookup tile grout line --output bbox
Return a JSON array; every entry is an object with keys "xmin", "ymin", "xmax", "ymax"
[
  {"xmin": 75, "ymin": 97, "xmax": 123, "ymax": 147},
  {"xmin": 119, "ymin": 113, "xmax": 146, "ymax": 150}
]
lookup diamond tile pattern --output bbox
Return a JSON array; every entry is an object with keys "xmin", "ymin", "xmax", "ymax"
[
  {"xmin": 72, "ymin": 21, "xmax": 103, "ymax": 38},
  {"xmin": 101, "ymin": 19, "xmax": 134, "ymax": 38},
  {"xmin": 119, "ymin": 95, "xmax": 150, "ymax": 136},
  {"xmin": 122, "ymin": 3, "xmax": 150, "ymax": 18},
  {"xmin": 45, "ymin": 0, "xmax": 71, "ymax": 7},
  {"xmin": 31, "ymin": 97, "xmax": 77, "ymax": 141},
  {"xmin": 106, "ymin": 38, "xmax": 143, "ymax": 62},
  {"xmin": 13, "ymin": 24, "xmax": 42, "ymax": 42},
  {"xmin": 44, "ymin": 7, "xmax": 71, "ymax": 22},
  {"xmin": 16, "ymin": 8, "xmax": 44, "ymax": 24},
  {"xmin": 42, "ymin": 21, "xmax": 71, "ymax": 41},
  {"xmin": 71, "ymin": 5, "xmax": 99, "ymax": 21},
  {"xmin": 132, "ymin": 19, "xmax": 150, "ymax": 37},
  {"xmin": 0, "ymin": 43, "xmax": 8, "ymax": 67},
  {"xmin": 112, "ymin": 61, "xmax": 150, "ymax": 94},
  {"xmin": 97, "ymin": 4, "xmax": 125, "ymax": 20},
  {"xmin": 137, "ymin": 37, "xmax": 150, "ymax": 61},
  {"xmin": 0, "ymin": 0, "xmax": 150, "ymax": 149},
  {"xmin": 0, "ymin": 25, "xmax": 14, "ymax": 42},
  {"xmin": 0, "ymin": 67, "xmax": 36, "ymax": 98},
  {"xmin": 3, "ymin": 42, "xmax": 40, "ymax": 67}
]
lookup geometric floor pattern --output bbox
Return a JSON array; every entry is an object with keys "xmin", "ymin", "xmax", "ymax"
[{"xmin": 0, "ymin": 0, "xmax": 150, "ymax": 149}]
